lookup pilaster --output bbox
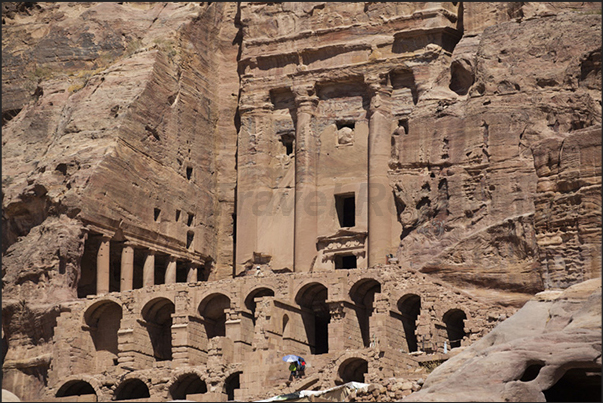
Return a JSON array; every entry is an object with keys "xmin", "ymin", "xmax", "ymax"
[
  {"xmin": 96, "ymin": 236, "xmax": 111, "ymax": 295},
  {"xmin": 292, "ymin": 83, "xmax": 319, "ymax": 272},
  {"xmin": 365, "ymin": 74, "xmax": 397, "ymax": 267},
  {"xmin": 120, "ymin": 243, "xmax": 134, "ymax": 292}
]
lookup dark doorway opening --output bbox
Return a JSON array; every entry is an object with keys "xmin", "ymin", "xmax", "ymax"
[
  {"xmin": 199, "ymin": 294, "xmax": 231, "ymax": 339},
  {"xmin": 443, "ymin": 309, "xmax": 466, "ymax": 349},
  {"xmin": 295, "ymin": 283, "xmax": 330, "ymax": 355},
  {"xmin": 398, "ymin": 294, "xmax": 421, "ymax": 352},
  {"xmin": 133, "ymin": 248, "xmax": 144, "ymax": 290},
  {"xmin": 314, "ymin": 313, "xmax": 330, "ymax": 355},
  {"xmin": 224, "ymin": 372, "xmax": 241, "ymax": 401},
  {"xmin": 245, "ymin": 288, "xmax": 275, "ymax": 326},
  {"xmin": 279, "ymin": 132, "xmax": 295, "ymax": 156},
  {"xmin": 142, "ymin": 298, "xmax": 174, "ymax": 361},
  {"xmin": 350, "ymin": 279, "xmax": 381, "ymax": 347},
  {"xmin": 338, "ymin": 358, "xmax": 368, "ymax": 384},
  {"xmin": 335, "ymin": 193, "xmax": 355, "ymax": 227},
  {"xmin": 335, "ymin": 254, "xmax": 357, "ymax": 269},
  {"xmin": 154, "ymin": 253, "xmax": 167, "ymax": 285},
  {"xmin": 78, "ymin": 233, "xmax": 101, "ymax": 298},
  {"xmin": 109, "ymin": 241, "xmax": 123, "ymax": 293},
  {"xmin": 115, "ymin": 379, "xmax": 150, "ymax": 400},
  {"xmin": 169, "ymin": 374, "xmax": 207, "ymax": 400}
]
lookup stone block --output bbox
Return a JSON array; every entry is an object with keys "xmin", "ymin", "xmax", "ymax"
[{"xmin": 186, "ymin": 392, "xmax": 228, "ymax": 402}]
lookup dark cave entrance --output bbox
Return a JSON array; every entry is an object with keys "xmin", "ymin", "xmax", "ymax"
[{"xmin": 543, "ymin": 367, "xmax": 601, "ymax": 402}]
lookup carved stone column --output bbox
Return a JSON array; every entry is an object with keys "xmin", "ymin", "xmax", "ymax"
[
  {"xmin": 120, "ymin": 243, "xmax": 134, "ymax": 292},
  {"xmin": 293, "ymin": 83, "xmax": 319, "ymax": 272},
  {"xmin": 366, "ymin": 74, "xmax": 396, "ymax": 267},
  {"xmin": 234, "ymin": 95, "xmax": 274, "ymax": 277},
  {"xmin": 96, "ymin": 236, "xmax": 111, "ymax": 295},
  {"xmin": 187, "ymin": 263, "xmax": 198, "ymax": 283},
  {"xmin": 165, "ymin": 256, "xmax": 177, "ymax": 284},
  {"xmin": 143, "ymin": 249, "xmax": 155, "ymax": 288}
]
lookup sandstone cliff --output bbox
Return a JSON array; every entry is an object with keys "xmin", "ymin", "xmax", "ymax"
[{"xmin": 391, "ymin": 9, "xmax": 601, "ymax": 301}]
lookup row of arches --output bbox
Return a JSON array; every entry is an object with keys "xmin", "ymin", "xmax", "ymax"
[
  {"xmin": 55, "ymin": 372, "xmax": 241, "ymax": 401},
  {"xmin": 83, "ymin": 278, "xmax": 468, "ymax": 368}
]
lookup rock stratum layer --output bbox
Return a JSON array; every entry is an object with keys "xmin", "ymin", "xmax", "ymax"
[{"xmin": 2, "ymin": 2, "xmax": 601, "ymax": 402}]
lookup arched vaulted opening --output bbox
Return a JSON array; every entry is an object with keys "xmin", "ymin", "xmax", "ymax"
[
  {"xmin": 56, "ymin": 380, "xmax": 96, "ymax": 399},
  {"xmin": 141, "ymin": 297, "xmax": 175, "ymax": 361},
  {"xmin": 338, "ymin": 357, "xmax": 369, "ymax": 384},
  {"xmin": 114, "ymin": 378, "xmax": 150, "ymax": 401},
  {"xmin": 244, "ymin": 287, "xmax": 275, "ymax": 325},
  {"xmin": 198, "ymin": 293, "xmax": 231, "ymax": 339},
  {"xmin": 295, "ymin": 282, "xmax": 330, "ymax": 355},
  {"xmin": 349, "ymin": 278, "xmax": 381, "ymax": 347},
  {"xmin": 83, "ymin": 300, "xmax": 122, "ymax": 367},
  {"xmin": 169, "ymin": 374, "xmax": 207, "ymax": 401},
  {"xmin": 443, "ymin": 309, "xmax": 466, "ymax": 349},
  {"xmin": 397, "ymin": 294, "xmax": 421, "ymax": 352},
  {"xmin": 224, "ymin": 372, "xmax": 242, "ymax": 401}
]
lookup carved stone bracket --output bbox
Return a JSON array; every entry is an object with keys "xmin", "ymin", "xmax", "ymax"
[
  {"xmin": 364, "ymin": 73, "xmax": 392, "ymax": 115},
  {"xmin": 328, "ymin": 301, "xmax": 347, "ymax": 321},
  {"xmin": 317, "ymin": 229, "xmax": 367, "ymax": 262},
  {"xmin": 292, "ymin": 83, "xmax": 318, "ymax": 111}
]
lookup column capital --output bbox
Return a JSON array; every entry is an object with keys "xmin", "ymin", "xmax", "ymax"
[
  {"xmin": 364, "ymin": 72, "xmax": 388, "ymax": 88},
  {"xmin": 365, "ymin": 75, "xmax": 392, "ymax": 115},
  {"xmin": 292, "ymin": 83, "xmax": 318, "ymax": 110},
  {"xmin": 328, "ymin": 301, "xmax": 347, "ymax": 321}
]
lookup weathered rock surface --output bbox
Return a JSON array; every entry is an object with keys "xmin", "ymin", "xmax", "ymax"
[
  {"xmin": 393, "ymin": 10, "xmax": 601, "ymax": 303},
  {"xmin": 403, "ymin": 278, "xmax": 601, "ymax": 402}
]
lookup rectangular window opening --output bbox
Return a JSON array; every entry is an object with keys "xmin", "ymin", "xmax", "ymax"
[
  {"xmin": 175, "ymin": 210, "xmax": 181, "ymax": 222},
  {"xmin": 398, "ymin": 119, "xmax": 409, "ymax": 134},
  {"xmin": 154, "ymin": 208, "xmax": 161, "ymax": 222},
  {"xmin": 335, "ymin": 193, "xmax": 355, "ymax": 227},
  {"xmin": 186, "ymin": 230, "xmax": 194, "ymax": 249},
  {"xmin": 336, "ymin": 120, "xmax": 355, "ymax": 130},
  {"xmin": 335, "ymin": 254, "xmax": 357, "ymax": 270},
  {"xmin": 279, "ymin": 132, "xmax": 295, "ymax": 156},
  {"xmin": 187, "ymin": 213, "xmax": 194, "ymax": 227},
  {"xmin": 186, "ymin": 166, "xmax": 193, "ymax": 180}
]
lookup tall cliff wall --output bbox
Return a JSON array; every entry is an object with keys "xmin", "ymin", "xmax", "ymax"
[{"xmin": 2, "ymin": 2, "xmax": 240, "ymax": 399}]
